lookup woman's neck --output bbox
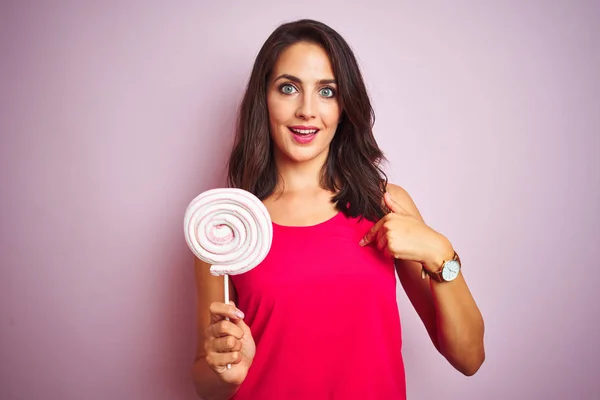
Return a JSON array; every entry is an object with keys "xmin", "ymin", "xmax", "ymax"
[{"xmin": 273, "ymin": 153, "xmax": 328, "ymax": 195}]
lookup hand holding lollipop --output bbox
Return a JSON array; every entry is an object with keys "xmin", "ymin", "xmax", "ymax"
[{"xmin": 184, "ymin": 188, "xmax": 273, "ymax": 374}]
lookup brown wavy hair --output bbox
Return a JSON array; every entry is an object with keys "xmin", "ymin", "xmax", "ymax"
[{"xmin": 227, "ymin": 19, "xmax": 389, "ymax": 222}]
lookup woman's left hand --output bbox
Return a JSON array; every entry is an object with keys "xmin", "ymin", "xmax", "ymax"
[{"xmin": 359, "ymin": 192, "xmax": 454, "ymax": 272}]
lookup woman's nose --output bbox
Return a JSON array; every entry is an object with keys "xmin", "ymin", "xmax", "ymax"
[{"xmin": 295, "ymin": 94, "xmax": 316, "ymax": 120}]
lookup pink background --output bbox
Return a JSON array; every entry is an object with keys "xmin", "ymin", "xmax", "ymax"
[{"xmin": 1, "ymin": 1, "xmax": 599, "ymax": 399}]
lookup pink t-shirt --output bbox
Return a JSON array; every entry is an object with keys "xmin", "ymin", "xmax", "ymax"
[{"xmin": 230, "ymin": 211, "xmax": 406, "ymax": 399}]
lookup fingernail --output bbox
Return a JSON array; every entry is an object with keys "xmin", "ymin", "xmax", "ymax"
[
  {"xmin": 359, "ymin": 238, "xmax": 365, "ymax": 246},
  {"xmin": 235, "ymin": 310, "xmax": 245, "ymax": 319}
]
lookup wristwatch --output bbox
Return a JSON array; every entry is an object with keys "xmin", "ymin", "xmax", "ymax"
[{"xmin": 421, "ymin": 251, "xmax": 461, "ymax": 282}]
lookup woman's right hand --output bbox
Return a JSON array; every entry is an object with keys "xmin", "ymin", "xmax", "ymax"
[{"xmin": 204, "ymin": 301, "xmax": 256, "ymax": 386}]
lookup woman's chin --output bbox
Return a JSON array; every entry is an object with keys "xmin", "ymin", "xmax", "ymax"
[{"xmin": 278, "ymin": 147, "xmax": 328, "ymax": 165}]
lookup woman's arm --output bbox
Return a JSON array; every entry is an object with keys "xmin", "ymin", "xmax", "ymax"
[
  {"xmin": 191, "ymin": 257, "xmax": 241, "ymax": 400},
  {"xmin": 387, "ymin": 184, "xmax": 485, "ymax": 376}
]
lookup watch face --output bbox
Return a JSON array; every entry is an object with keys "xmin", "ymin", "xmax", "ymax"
[{"xmin": 442, "ymin": 260, "xmax": 460, "ymax": 281}]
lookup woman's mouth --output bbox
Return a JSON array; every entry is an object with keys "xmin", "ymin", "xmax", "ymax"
[{"xmin": 288, "ymin": 126, "xmax": 319, "ymax": 144}]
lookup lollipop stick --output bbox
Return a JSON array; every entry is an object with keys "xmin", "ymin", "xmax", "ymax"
[
  {"xmin": 224, "ymin": 274, "xmax": 232, "ymax": 370},
  {"xmin": 224, "ymin": 273, "xmax": 230, "ymax": 305}
]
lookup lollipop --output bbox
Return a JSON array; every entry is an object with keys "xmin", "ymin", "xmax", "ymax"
[{"xmin": 183, "ymin": 188, "xmax": 273, "ymax": 368}]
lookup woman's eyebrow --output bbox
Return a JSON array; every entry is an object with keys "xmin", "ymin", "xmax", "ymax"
[{"xmin": 273, "ymin": 74, "xmax": 337, "ymax": 85}]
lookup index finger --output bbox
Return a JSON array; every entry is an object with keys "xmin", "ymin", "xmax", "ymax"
[
  {"xmin": 210, "ymin": 301, "xmax": 245, "ymax": 323},
  {"xmin": 359, "ymin": 216, "xmax": 386, "ymax": 246}
]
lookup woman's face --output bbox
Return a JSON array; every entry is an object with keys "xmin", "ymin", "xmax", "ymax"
[{"xmin": 266, "ymin": 42, "xmax": 341, "ymax": 166}]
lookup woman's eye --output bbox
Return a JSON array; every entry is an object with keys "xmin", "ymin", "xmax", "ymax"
[
  {"xmin": 281, "ymin": 84, "xmax": 296, "ymax": 94},
  {"xmin": 320, "ymin": 87, "xmax": 335, "ymax": 98}
]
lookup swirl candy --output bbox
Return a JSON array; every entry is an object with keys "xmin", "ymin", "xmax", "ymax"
[
  {"xmin": 183, "ymin": 188, "xmax": 273, "ymax": 276},
  {"xmin": 183, "ymin": 187, "xmax": 273, "ymax": 370}
]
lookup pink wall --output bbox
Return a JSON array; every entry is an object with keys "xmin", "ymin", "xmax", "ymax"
[{"xmin": 1, "ymin": 1, "xmax": 598, "ymax": 399}]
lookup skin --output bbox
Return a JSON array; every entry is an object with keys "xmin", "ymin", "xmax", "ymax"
[
  {"xmin": 192, "ymin": 42, "xmax": 485, "ymax": 400},
  {"xmin": 263, "ymin": 42, "xmax": 342, "ymax": 225},
  {"xmin": 361, "ymin": 188, "xmax": 486, "ymax": 376}
]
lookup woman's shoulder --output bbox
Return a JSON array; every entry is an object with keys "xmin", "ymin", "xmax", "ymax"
[
  {"xmin": 385, "ymin": 182, "xmax": 409, "ymax": 199},
  {"xmin": 385, "ymin": 182, "xmax": 414, "ymax": 204},
  {"xmin": 385, "ymin": 182, "xmax": 422, "ymax": 219}
]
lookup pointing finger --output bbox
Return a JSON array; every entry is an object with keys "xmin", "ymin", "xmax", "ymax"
[{"xmin": 360, "ymin": 217, "xmax": 385, "ymax": 246}]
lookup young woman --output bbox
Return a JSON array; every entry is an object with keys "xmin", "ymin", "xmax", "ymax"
[{"xmin": 192, "ymin": 19, "xmax": 485, "ymax": 400}]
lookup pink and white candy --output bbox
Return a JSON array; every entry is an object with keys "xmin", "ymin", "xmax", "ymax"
[
  {"xmin": 184, "ymin": 188, "xmax": 272, "ymax": 370},
  {"xmin": 183, "ymin": 188, "xmax": 273, "ymax": 276}
]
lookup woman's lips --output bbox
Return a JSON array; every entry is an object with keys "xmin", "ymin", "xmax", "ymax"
[{"xmin": 288, "ymin": 127, "xmax": 319, "ymax": 144}]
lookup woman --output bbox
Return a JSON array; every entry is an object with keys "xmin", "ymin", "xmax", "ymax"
[{"xmin": 192, "ymin": 19, "xmax": 485, "ymax": 400}]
